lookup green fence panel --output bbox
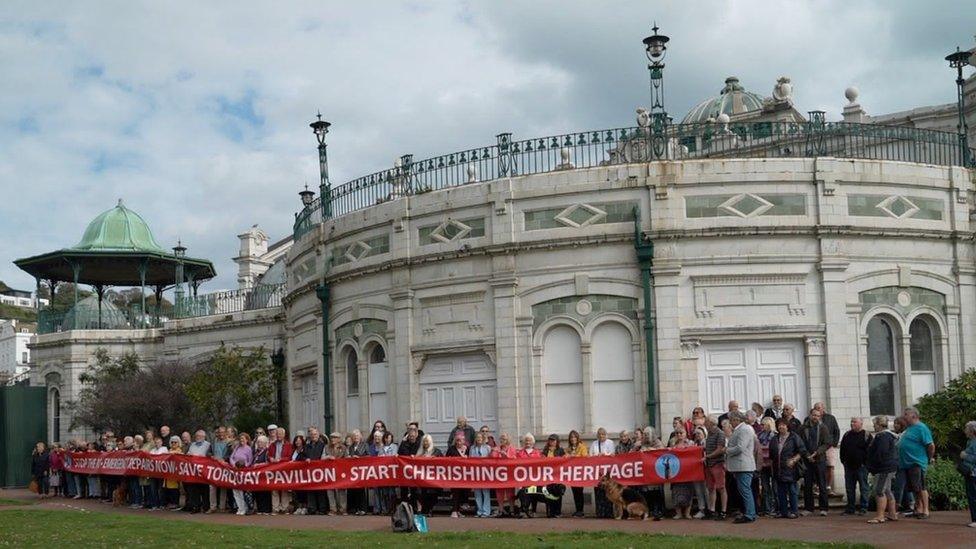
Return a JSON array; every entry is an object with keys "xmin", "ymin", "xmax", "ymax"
[{"xmin": 0, "ymin": 385, "xmax": 47, "ymax": 488}]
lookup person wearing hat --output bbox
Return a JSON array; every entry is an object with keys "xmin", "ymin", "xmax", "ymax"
[{"xmin": 325, "ymin": 431, "xmax": 347, "ymax": 514}]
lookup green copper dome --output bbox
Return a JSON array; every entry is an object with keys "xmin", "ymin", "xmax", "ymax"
[
  {"xmin": 64, "ymin": 294, "xmax": 130, "ymax": 330},
  {"xmin": 682, "ymin": 76, "xmax": 765, "ymax": 124},
  {"xmin": 73, "ymin": 199, "xmax": 167, "ymax": 253}
]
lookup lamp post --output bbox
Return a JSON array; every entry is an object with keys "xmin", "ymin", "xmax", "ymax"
[
  {"xmin": 642, "ymin": 23, "xmax": 670, "ymax": 159},
  {"xmin": 310, "ymin": 113, "xmax": 332, "ymax": 218},
  {"xmin": 271, "ymin": 348, "xmax": 286, "ymax": 424},
  {"xmin": 946, "ymin": 48, "xmax": 971, "ymax": 166},
  {"xmin": 173, "ymin": 241, "xmax": 186, "ymax": 318}
]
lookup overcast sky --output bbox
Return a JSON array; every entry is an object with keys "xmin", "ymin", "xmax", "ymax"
[{"xmin": 2, "ymin": 1, "xmax": 975, "ymax": 292}]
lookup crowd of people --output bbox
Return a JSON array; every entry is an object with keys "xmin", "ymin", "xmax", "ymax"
[{"xmin": 27, "ymin": 401, "xmax": 976, "ymax": 528}]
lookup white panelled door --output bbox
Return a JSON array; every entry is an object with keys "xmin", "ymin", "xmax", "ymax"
[
  {"xmin": 700, "ymin": 341, "xmax": 807, "ymax": 416},
  {"xmin": 420, "ymin": 354, "xmax": 497, "ymax": 448}
]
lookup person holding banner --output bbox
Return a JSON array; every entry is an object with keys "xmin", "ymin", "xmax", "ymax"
[
  {"xmin": 492, "ymin": 433, "xmax": 517, "ymax": 517},
  {"xmin": 397, "ymin": 426, "xmax": 422, "ymax": 511},
  {"xmin": 323, "ymin": 431, "xmax": 345, "ymax": 515},
  {"xmin": 566, "ymin": 430, "xmax": 588, "ymax": 517},
  {"xmin": 347, "ymin": 430, "xmax": 371, "ymax": 515},
  {"xmin": 469, "ymin": 432, "xmax": 493, "ymax": 517},
  {"xmin": 230, "ymin": 433, "xmax": 254, "ymax": 515},
  {"xmin": 541, "ymin": 434, "xmax": 566, "ymax": 518},
  {"xmin": 590, "ymin": 428, "xmax": 616, "ymax": 518},
  {"xmin": 290, "ymin": 434, "xmax": 309, "ymax": 515},
  {"xmin": 416, "ymin": 434, "xmax": 444, "ymax": 514},
  {"xmin": 446, "ymin": 434, "xmax": 470, "ymax": 518}
]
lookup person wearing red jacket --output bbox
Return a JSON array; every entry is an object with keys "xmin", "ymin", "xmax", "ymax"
[{"xmin": 268, "ymin": 427, "xmax": 292, "ymax": 514}]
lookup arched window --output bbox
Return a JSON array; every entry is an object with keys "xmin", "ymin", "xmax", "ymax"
[
  {"xmin": 345, "ymin": 349, "xmax": 361, "ymax": 430},
  {"xmin": 909, "ymin": 317, "xmax": 938, "ymax": 401},
  {"xmin": 346, "ymin": 350, "xmax": 360, "ymax": 395},
  {"xmin": 866, "ymin": 316, "xmax": 897, "ymax": 415},
  {"xmin": 367, "ymin": 344, "xmax": 389, "ymax": 425},
  {"xmin": 591, "ymin": 322, "xmax": 636, "ymax": 431},
  {"xmin": 51, "ymin": 388, "xmax": 61, "ymax": 443},
  {"xmin": 542, "ymin": 326, "xmax": 584, "ymax": 433}
]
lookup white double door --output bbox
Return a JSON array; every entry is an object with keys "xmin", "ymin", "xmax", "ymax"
[
  {"xmin": 420, "ymin": 354, "xmax": 497, "ymax": 448},
  {"xmin": 699, "ymin": 340, "xmax": 807, "ymax": 416}
]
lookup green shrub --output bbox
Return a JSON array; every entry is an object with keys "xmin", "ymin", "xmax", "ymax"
[
  {"xmin": 925, "ymin": 458, "xmax": 968, "ymax": 511},
  {"xmin": 915, "ymin": 368, "xmax": 976, "ymax": 458}
]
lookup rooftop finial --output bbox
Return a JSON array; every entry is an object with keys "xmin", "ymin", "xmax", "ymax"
[
  {"xmin": 117, "ymin": 198, "xmax": 124, "ymax": 207},
  {"xmin": 316, "ymin": 110, "xmax": 323, "ymax": 121}
]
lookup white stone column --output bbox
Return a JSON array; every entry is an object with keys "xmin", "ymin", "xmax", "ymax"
[
  {"xmin": 390, "ymin": 289, "xmax": 416, "ymax": 428},
  {"xmin": 490, "ymin": 270, "xmax": 520, "ymax": 437},
  {"xmin": 580, "ymin": 342, "xmax": 594, "ymax": 435},
  {"xmin": 651, "ymin": 263, "xmax": 682, "ymax": 432}
]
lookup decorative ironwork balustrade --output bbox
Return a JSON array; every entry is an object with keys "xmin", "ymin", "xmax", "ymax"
[
  {"xmin": 174, "ymin": 283, "xmax": 285, "ymax": 319},
  {"xmin": 293, "ymin": 121, "xmax": 975, "ymax": 240},
  {"xmin": 37, "ymin": 303, "xmax": 164, "ymax": 335}
]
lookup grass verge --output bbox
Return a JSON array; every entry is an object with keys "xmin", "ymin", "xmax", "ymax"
[{"xmin": 0, "ymin": 508, "xmax": 871, "ymax": 548}]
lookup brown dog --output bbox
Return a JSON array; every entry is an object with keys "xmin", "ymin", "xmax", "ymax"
[
  {"xmin": 599, "ymin": 475, "xmax": 648, "ymax": 520},
  {"xmin": 112, "ymin": 483, "xmax": 128, "ymax": 507}
]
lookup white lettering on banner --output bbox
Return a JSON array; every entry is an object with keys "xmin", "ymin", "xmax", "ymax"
[
  {"xmin": 349, "ymin": 464, "xmax": 399, "ymax": 482},
  {"xmin": 557, "ymin": 461, "xmax": 643, "ymax": 482}
]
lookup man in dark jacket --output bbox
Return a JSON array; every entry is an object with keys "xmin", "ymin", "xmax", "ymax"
[
  {"xmin": 813, "ymin": 402, "xmax": 841, "ymax": 495},
  {"xmin": 304, "ymin": 428, "xmax": 328, "ymax": 515},
  {"xmin": 800, "ymin": 408, "xmax": 831, "ymax": 516},
  {"xmin": 398, "ymin": 426, "xmax": 422, "ymax": 510},
  {"xmin": 866, "ymin": 415, "xmax": 899, "ymax": 523},
  {"xmin": 839, "ymin": 417, "xmax": 872, "ymax": 514},
  {"xmin": 447, "ymin": 416, "xmax": 476, "ymax": 447}
]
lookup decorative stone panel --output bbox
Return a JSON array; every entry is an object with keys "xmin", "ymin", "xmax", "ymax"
[
  {"xmin": 418, "ymin": 217, "xmax": 486, "ymax": 245},
  {"xmin": 847, "ymin": 194, "xmax": 943, "ymax": 220},
  {"xmin": 524, "ymin": 201, "xmax": 636, "ymax": 231},
  {"xmin": 335, "ymin": 318, "xmax": 388, "ymax": 344},
  {"xmin": 858, "ymin": 286, "xmax": 945, "ymax": 317},
  {"xmin": 531, "ymin": 294, "xmax": 638, "ymax": 330},
  {"xmin": 419, "ymin": 291, "xmax": 486, "ymax": 337},
  {"xmin": 685, "ymin": 194, "xmax": 806, "ymax": 218},
  {"xmin": 692, "ymin": 274, "xmax": 807, "ymax": 318},
  {"xmin": 332, "ymin": 234, "xmax": 390, "ymax": 266}
]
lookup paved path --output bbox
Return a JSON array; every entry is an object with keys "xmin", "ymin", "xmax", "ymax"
[{"xmin": 2, "ymin": 488, "xmax": 973, "ymax": 548}]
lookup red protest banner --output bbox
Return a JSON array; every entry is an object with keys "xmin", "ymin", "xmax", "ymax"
[{"xmin": 66, "ymin": 446, "xmax": 703, "ymax": 490}]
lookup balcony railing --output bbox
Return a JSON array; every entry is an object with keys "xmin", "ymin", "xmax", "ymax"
[
  {"xmin": 173, "ymin": 283, "xmax": 285, "ymax": 319},
  {"xmin": 37, "ymin": 303, "xmax": 164, "ymax": 335},
  {"xmin": 293, "ymin": 120, "xmax": 975, "ymax": 240}
]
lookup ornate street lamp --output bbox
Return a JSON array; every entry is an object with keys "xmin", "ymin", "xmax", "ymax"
[
  {"xmin": 299, "ymin": 182, "xmax": 315, "ymax": 207},
  {"xmin": 173, "ymin": 240, "xmax": 186, "ymax": 318},
  {"xmin": 642, "ymin": 23, "xmax": 670, "ymax": 159},
  {"xmin": 946, "ymin": 48, "xmax": 971, "ymax": 166},
  {"xmin": 309, "ymin": 112, "xmax": 332, "ymax": 218}
]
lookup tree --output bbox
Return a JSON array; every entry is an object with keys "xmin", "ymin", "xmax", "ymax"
[
  {"xmin": 184, "ymin": 345, "xmax": 277, "ymax": 434},
  {"xmin": 915, "ymin": 368, "xmax": 976, "ymax": 458},
  {"xmin": 68, "ymin": 349, "xmax": 206, "ymax": 436},
  {"xmin": 38, "ymin": 282, "xmax": 93, "ymax": 313}
]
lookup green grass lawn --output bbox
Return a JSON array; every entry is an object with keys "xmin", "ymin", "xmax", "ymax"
[
  {"xmin": 0, "ymin": 509, "xmax": 870, "ymax": 548},
  {"xmin": 0, "ymin": 498, "xmax": 30, "ymax": 506}
]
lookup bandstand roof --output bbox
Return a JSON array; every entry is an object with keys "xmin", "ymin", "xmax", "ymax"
[{"xmin": 14, "ymin": 200, "xmax": 216, "ymax": 287}]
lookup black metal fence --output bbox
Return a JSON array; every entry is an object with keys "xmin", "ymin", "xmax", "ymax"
[{"xmin": 294, "ymin": 121, "xmax": 974, "ymax": 240}]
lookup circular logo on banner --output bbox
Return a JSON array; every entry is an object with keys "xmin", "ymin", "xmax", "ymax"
[{"xmin": 654, "ymin": 453, "xmax": 680, "ymax": 480}]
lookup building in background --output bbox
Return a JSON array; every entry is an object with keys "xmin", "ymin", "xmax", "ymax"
[
  {"xmin": 0, "ymin": 288, "xmax": 47, "ymax": 310},
  {"xmin": 0, "ymin": 320, "xmax": 35, "ymax": 382},
  {"xmin": 13, "ymin": 34, "xmax": 976, "ymax": 458}
]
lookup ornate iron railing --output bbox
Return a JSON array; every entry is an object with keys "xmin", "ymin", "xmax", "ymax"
[
  {"xmin": 293, "ymin": 121, "xmax": 975, "ymax": 240},
  {"xmin": 37, "ymin": 303, "xmax": 164, "ymax": 335},
  {"xmin": 173, "ymin": 283, "xmax": 285, "ymax": 319}
]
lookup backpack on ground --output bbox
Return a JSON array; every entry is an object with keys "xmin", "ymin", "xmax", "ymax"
[{"xmin": 391, "ymin": 501, "xmax": 416, "ymax": 533}]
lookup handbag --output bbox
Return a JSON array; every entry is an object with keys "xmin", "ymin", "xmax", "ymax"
[
  {"xmin": 49, "ymin": 471, "xmax": 61, "ymax": 487},
  {"xmin": 28, "ymin": 479, "xmax": 39, "ymax": 493}
]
